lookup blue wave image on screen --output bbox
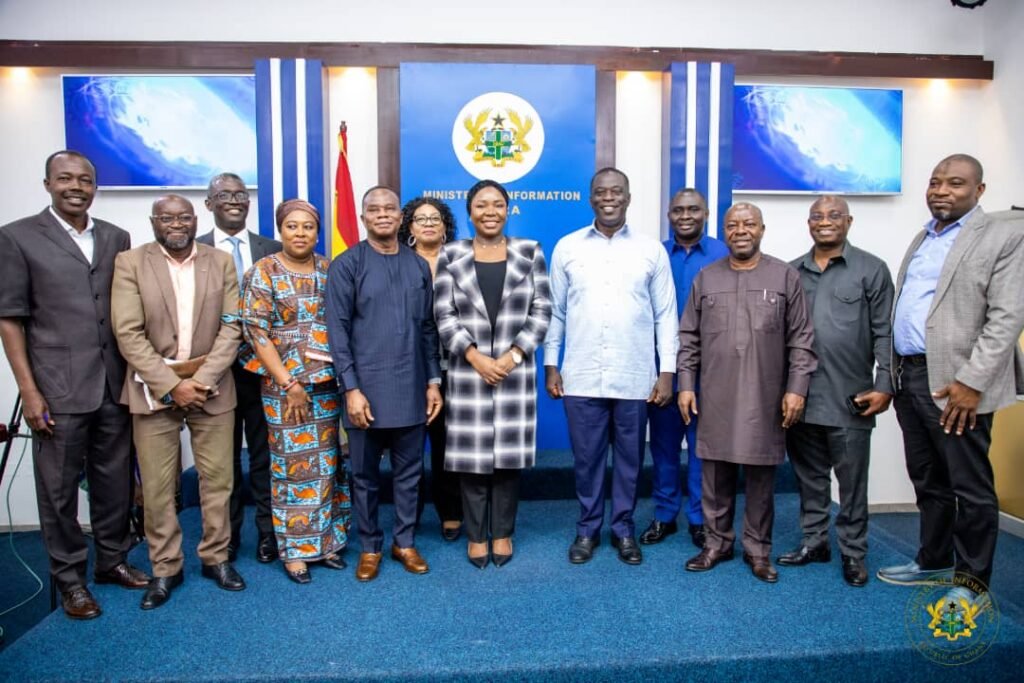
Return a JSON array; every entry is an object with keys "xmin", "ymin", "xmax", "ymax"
[
  {"xmin": 63, "ymin": 75, "xmax": 257, "ymax": 188},
  {"xmin": 732, "ymin": 85, "xmax": 902, "ymax": 194}
]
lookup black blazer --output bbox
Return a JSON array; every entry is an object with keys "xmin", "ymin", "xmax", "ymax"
[
  {"xmin": 196, "ymin": 229, "xmax": 282, "ymax": 266},
  {"xmin": 0, "ymin": 208, "xmax": 131, "ymax": 413}
]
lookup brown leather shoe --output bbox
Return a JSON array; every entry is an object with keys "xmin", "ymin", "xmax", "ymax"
[
  {"xmin": 390, "ymin": 544, "xmax": 429, "ymax": 574},
  {"xmin": 684, "ymin": 546, "xmax": 735, "ymax": 572},
  {"xmin": 62, "ymin": 585, "xmax": 101, "ymax": 620},
  {"xmin": 744, "ymin": 553, "xmax": 779, "ymax": 583},
  {"xmin": 94, "ymin": 562, "xmax": 151, "ymax": 589},
  {"xmin": 355, "ymin": 552, "xmax": 383, "ymax": 582}
]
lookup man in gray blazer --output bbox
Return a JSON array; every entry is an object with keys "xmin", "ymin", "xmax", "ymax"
[
  {"xmin": 197, "ymin": 172, "xmax": 281, "ymax": 564},
  {"xmin": 0, "ymin": 151, "xmax": 150, "ymax": 620},
  {"xmin": 879, "ymin": 154, "xmax": 1024, "ymax": 602}
]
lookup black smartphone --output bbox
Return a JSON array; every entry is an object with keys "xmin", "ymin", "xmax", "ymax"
[{"xmin": 846, "ymin": 394, "xmax": 867, "ymax": 415}]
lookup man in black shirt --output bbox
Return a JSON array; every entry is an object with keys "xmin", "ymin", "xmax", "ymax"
[{"xmin": 779, "ymin": 196, "xmax": 894, "ymax": 587}]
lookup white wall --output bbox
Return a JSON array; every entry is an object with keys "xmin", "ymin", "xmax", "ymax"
[{"xmin": 1, "ymin": 0, "xmax": 1019, "ymax": 525}]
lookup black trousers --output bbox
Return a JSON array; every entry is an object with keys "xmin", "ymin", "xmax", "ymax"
[
  {"xmin": 460, "ymin": 469, "xmax": 521, "ymax": 543},
  {"xmin": 894, "ymin": 358, "xmax": 997, "ymax": 586},
  {"xmin": 229, "ymin": 368, "xmax": 274, "ymax": 544},
  {"xmin": 785, "ymin": 422, "xmax": 871, "ymax": 559},
  {"xmin": 416, "ymin": 375, "xmax": 463, "ymax": 525},
  {"xmin": 347, "ymin": 424, "xmax": 424, "ymax": 553},
  {"xmin": 229, "ymin": 366, "xmax": 273, "ymax": 542},
  {"xmin": 32, "ymin": 388, "xmax": 132, "ymax": 591}
]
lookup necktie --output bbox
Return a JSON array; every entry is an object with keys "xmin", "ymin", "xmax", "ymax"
[{"xmin": 226, "ymin": 236, "xmax": 244, "ymax": 289}]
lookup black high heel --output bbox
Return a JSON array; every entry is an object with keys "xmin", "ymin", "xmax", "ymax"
[{"xmin": 492, "ymin": 538, "xmax": 513, "ymax": 567}]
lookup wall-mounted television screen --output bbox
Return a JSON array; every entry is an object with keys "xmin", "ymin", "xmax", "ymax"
[
  {"xmin": 732, "ymin": 84, "xmax": 903, "ymax": 195},
  {"xmin": 62, "ymin": 75, "xmax": 258, "ymax": 189}
]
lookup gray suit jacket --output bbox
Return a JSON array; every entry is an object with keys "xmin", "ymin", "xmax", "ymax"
[
  {"xmin": 196, "ymin": 229, "xmax": 281, "ymax": 272},
  {"xmin": 893, "ymin": 207, "xmax": 1024, "ymax": 413},
  {"xmin": 0, "ymin": 208, "xmax": 131, "ymax": 413}
]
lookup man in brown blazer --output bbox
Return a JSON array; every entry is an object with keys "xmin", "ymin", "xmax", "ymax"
[
  {"xmin": 0, "ymin": 151, "xmax": 149, "ymax": 620},
  {"xmin": 112, "ymin": 194, "xmax": 245, "ymax": 610}
]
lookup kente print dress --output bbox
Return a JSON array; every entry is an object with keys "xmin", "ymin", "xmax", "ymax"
[{"xmin": 240, "ymin": 253, "xmax": 351, "ymax": 562}]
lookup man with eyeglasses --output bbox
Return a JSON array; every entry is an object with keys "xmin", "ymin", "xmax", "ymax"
[
  {"xmin": 778, "ymin": 196, "xmax": 894, "ymax": 587},
  {"xmin": 0, "ymin": 150, "xmax": 149, "ymax": 620},
  {"xmin": 197, "ymin": 172, "xmax": 281, "ymax": 564},
  {"xmin": 112, "ymin": 194, "xmax": 245, "ymax": 609}
]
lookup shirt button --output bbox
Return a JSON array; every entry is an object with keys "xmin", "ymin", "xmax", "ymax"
[{"xmin": 94, "ymin": 294, "xmax": 100, "ymax": 300}]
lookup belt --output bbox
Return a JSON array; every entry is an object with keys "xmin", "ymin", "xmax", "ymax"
[{"xmin": 899, "ymin": 354, "xmax": 927, "ymax": 366}]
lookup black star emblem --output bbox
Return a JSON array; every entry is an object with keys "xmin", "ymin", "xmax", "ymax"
[{"xmin": 492, "ymin": 113, "xmax": 506, "ymax": 127}]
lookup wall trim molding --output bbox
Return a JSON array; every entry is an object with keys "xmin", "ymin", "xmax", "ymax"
[{"xmin": 0, "ymin": 41, "xmax": 994, "ymax": 79}]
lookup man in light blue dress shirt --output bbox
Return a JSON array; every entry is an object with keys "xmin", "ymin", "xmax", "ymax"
[
  {"xmin": 544, "ymin": 168, "xmax": 678, "ymax": 566},
  {"xmin": 879, "ymin": 154, "xmax": 1024, "ymax": 606}
]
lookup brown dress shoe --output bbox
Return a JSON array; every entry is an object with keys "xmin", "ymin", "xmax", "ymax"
[
  {"xmin": 744, "ymin": 553, "xmax": 779, "ymax": 583},
  {"xmin": 390, "ymin": 544, "xmax": 429, "ymax": 574},
  {"xmin": 684, "ymin": 546, "xmax": 735, "ymax": 572},
  {"xmin": 62, "ymin": 586, "xmax": 101, "ymax": 620},
  {"xmin": 94, "ymin": 562, "xmax": 151, "ymax": 589},
  {"xmin": 355, "ymin": 552, "xmax": 383, "ymax": 582}
]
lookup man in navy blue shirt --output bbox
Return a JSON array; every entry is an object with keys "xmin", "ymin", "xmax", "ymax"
[{"xmin": 640, "ymin": 189, "xmax": 728, "ymax": 549}]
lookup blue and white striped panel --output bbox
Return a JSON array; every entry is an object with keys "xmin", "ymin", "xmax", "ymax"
[
  {"xmin": 663, "ymin": 62, "xmax": 735, "ymax": 240},
  {"xmin": 255, "ymin": 58, "xmax": 328, "ymax": 252}
]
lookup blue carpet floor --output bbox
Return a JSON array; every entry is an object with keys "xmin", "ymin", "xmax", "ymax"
[{"xmin": 2, "ymin": 494, "xmax": 1023, "ymax": 682}]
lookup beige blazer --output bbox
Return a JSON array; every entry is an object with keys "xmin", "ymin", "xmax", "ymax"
[
  {"xmin": 893, "ymin": 207, "xmax": 1024, "ymax": 413},
  {"xmin": 111, "ymin": 241, "xmax": 241, "ymax": 415}
]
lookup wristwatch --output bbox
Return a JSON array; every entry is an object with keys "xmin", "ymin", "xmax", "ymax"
[{"xmin": 510, "ymin": 348, "xmax": 523, "ymax": 365}]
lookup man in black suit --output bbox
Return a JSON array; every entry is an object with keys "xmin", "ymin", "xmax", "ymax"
[
  {"xmin": 197, "ymin": 172, "xmax": 281, "ymax": 563},
  {"xmin": 0, "ymin": 151, "xmax": 150, "ymax": 619}
]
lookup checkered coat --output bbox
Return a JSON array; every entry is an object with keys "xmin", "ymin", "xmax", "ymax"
[{"xmin": 434, "ymin": 238, "xmax": 552, "ymax": 474}]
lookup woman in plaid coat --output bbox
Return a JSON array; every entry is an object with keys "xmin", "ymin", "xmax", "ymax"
[{"xmin": 433, "ymin": 180, "xmax": 552, "ymax": 569}]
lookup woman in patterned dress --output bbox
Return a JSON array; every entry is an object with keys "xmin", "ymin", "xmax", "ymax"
[{"xmin": 240, "ymin": 199, "xmax": 351, "ymax": 584}]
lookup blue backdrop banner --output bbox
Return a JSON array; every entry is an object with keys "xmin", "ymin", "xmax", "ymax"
[{"xmin": 399, "ymin": 62, "xmax": 597, "ymax": 450}]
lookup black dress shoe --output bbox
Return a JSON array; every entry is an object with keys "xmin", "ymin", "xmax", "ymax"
[
  {"xmin": 256, "ymin": 534, "xmax": 278, "ymax": 564},
  {"xmin": 688, "ymin": 524, "xmax": 706, "ymax": 549},
  {"xmin": 140, "ymin": 572, "xmax": 183, "ymax": 610},
  {"xmin": 468, "ymin": 553, "xmax": 490, "ymax": 569},
  {"xmin": 321, "ymin": 554, "xmax": 347, "ymax": 570},
  {"xmin": 842, "ymin": 555, "xmax": 868, "ymax": 587},
  {"xmin": 610, "ymin": 534, "xmax": 643, "ymax": 565},
  {"xmin": 568, "ymin": 535, "xmax": 600, "ymax": 564},
  {"xmin": 639, "ymin": 520, "xmax": 678, "ymax": 545},
  {"xmin": 285, "ymin": 564, "xmax": 312, "ymax": 584},
  {"xmin": 777, "ymin": 544, "xmax": 831, "ymax": 566},
  {"xmin": 441, "ymin": 523, "xmax": 462, "ymax": 542},
  {"xmin": 200, "ymin": 562, "xmax": 246, "ymax": 591}
]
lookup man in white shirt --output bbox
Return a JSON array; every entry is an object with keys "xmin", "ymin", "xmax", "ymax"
[
  {"xmin": 544, "ymin": 168, "xmax": 678, "ymax": 566},
  {"xmin": 197, "ymin": 172, "xmax": 281, "ymax": 564}
]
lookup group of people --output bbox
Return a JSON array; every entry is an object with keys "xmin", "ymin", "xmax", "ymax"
[{"xmin": 0, "ymin": 151, "xmax": 1020, "ymax": 620}]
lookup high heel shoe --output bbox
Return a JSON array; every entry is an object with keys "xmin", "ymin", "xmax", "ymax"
[
  {"xmin": 467, "ymin": 541, "xmax": 489, "ymax": 569},
  {"xmin": 492, "ymin": 538, "xmax": 513, "ymax": 568},
  {"xmin": 321, "ymin": 554, "xmax": 347, "ymax": 570}
]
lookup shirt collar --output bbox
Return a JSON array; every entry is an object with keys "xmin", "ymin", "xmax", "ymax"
[
  {"xmin": 213, "ymin": 227, "xmax": 251, "ymax": 246},
  {"xmin": 587, "ymin": 222, "xmax": 631, "ymax": 239},
  {"xmin": 159, "ymin": 242, "xmax": 199, "ymax": 265},
  {"xmin": 49, "ymin": 206, "xmax": 94, "ymax": 236},
  {"xmin": 924, "ymin": 205, "xmax": 978, "ymax": 237},
  {"xmin": 798, "ymin": 242, "xmax": 849, "ymax": 272},
  {"xmin": 668, "ymin": 232, "xmax": 711, "ymax": 254}
]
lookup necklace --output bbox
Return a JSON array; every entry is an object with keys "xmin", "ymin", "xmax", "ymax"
[{"xmin": 474, "ymin": 237, "xmax": 506, "ymax": 249}]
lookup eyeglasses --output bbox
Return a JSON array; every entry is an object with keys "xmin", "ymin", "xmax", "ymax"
[
  {"xmin": 151, "ymin": 214, "xmax": 195, "ymax": 225},
  {"xmin": 210, "ymin": 191, "xmax": 249, "ymax": 203},
  {"xmin": 413, "ymin": 215, "xmax": 443, "ymax": 226},
  {"xmin": 809, "ymin": 212, "xmax": 848, "ymax": 222}
]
